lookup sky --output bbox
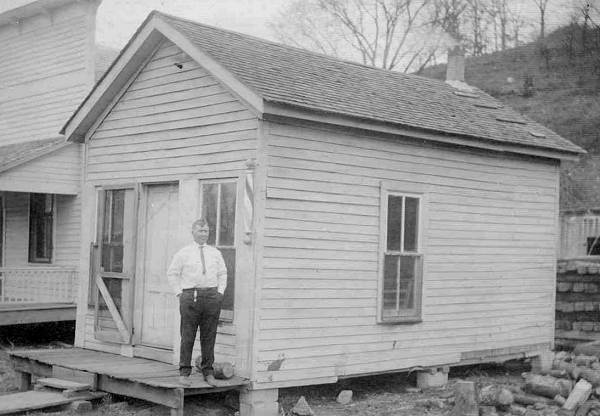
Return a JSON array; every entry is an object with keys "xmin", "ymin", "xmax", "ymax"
[
  {"xmin": 96, "ymin": 0, "xmax": 292, "ymax": 49},
  {"xmin": 95, "ymin": 0, "xmax": 578, "ymax": 51}
]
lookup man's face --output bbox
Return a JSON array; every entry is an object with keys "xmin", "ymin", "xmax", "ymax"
[{"xmin": 192, "ymin": 224, "xmax": 210, "ymax": 245}]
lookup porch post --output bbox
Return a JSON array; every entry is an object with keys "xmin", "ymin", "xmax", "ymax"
[{"xmin": 239, "ymin": 388, "xmax": 279, "ymax": 416}]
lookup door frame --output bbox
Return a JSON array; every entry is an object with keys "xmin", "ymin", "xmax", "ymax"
[
  {"xmin": 92, "ymin": 184, "xmax": 139, "ymax": 344},
  {"xmin": 133, "ymin": 181, "xmax": 179, "ymax": 358}
]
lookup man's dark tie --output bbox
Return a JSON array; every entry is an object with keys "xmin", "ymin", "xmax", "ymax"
[{"xmin": 199, "ymin": 245, "xmax": 207, "ymax": 275}]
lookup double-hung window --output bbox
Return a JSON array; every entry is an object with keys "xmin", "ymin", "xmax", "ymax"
[
  {"xmin": 29, "ymin": 193, "xmax": 54, "ymax": 263},
  {"xmin": 380, "ymin": 190, "xmax": 423, "ymax": 323},
  {"xmin": 200, "ymin": 180, "xmax": 237, "ymax": 321}
]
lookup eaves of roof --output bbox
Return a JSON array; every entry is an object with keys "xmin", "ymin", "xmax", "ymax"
[
  {"xmin": 0, "ymin": 137, "xmax": 69, "ymax": 174},
  {"xmin": 61, "ymin": 10, "xmax": 586, "ymax": 162}
]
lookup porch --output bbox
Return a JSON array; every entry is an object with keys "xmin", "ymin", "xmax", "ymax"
[
  {"xmin": 8, "ymin": 348, "xmax": 248, "ymax": 416},
  {"xmin": 0, "ymin": 266, "xmax": 77, "ymax": 325}
]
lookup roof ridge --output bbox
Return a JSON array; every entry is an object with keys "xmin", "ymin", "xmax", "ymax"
[{"xmin": 153, "ymin": 10, "xmax": 436, "ymax": 83}]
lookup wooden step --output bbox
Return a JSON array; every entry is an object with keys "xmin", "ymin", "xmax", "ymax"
[
  {"xmin": 0, "ymin": 390, "xmax": 105, "ymax": 415},
  {"xmin": 36, "ymin": 377, "xmax": 92, "ymax": 391}
]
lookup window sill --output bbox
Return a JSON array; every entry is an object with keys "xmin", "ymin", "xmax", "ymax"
[{"xmin": 378, "ymin": 317, "xmax": 422, "ymax": 325}]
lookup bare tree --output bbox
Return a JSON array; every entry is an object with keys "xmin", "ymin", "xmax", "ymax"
[
  {"xmin": 507, "ymin": 4, "xmax": 529, "ymax": 47},
  {"xmin": 465, "ymin": 0, "xmax": 489, "ymax": 55},
  {"xmin": 429, "ymin": 0, "xmax": 469, "ymax": 41},
  {"xmin": 489, "ymin": 0, "xmax": 510, "ymax": 50},
  {"xmin": 531, "ymin": 0, "xmax": 550, "ymax": 39},
  {"xmin": 269, "ymin": 0, "xmax": 440, "ymax": 72}
]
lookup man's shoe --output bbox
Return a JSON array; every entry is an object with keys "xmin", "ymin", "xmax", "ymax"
[
  {"xmin": 178, "ymin": 375, "xmax": 191, "ymax": 386},
  {"xmin": 205, "ymin": 374, "xmax": 226, "ymax": 387},
  {"xmin": 205, "ymin": 374, "xmax": 218, "ymax": 386}
]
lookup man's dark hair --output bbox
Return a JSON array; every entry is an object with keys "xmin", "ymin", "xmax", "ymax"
[{"xmin": 192, "ymin": 218, "xmax": 209, "ymax": 229}]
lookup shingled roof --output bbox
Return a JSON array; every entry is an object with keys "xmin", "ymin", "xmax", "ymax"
[
  {"xmin": 63, "ymin": 11, "xmax": 584, "ymax": 158},
  {"xmin": 0, "ymin": 137, "xmax": 67, "ymax": 173},
  {"xmin": 156, "ymin": 12, "xmax": 583, "ymax": 156}
]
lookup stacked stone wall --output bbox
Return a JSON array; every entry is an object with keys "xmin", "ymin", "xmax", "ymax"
[{"xmin": 556, "ymin": 261, "xmax": 600, "ymax": 344}]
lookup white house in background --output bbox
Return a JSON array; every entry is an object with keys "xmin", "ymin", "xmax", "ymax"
[{"xmin": 0, "ymin": 0, "xmax": 117, "ymax": 324}]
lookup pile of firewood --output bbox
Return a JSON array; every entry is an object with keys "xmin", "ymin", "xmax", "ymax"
[{"xmin": 451, "ymin": 346, "xmax": 600, "ymax": 415}]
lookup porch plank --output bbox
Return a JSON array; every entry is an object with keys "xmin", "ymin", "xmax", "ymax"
[
  {"xmin": 7, "ymin": 348, "xmax": 249, "ymax": 411},
  {"xmin": 0, "ymin": 304, "xmax": 75, "ymax": 325},
  {"xmin": 96, "ymin": 376, "xmax": 184, "ymax": 409}
]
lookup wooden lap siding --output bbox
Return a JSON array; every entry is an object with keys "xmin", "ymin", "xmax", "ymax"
[
  {"xmin": 258, "ymin": 120, "xmax": 557, "ymax": 386},
  {"xmin": 83, "ymin": 41, "xmax": 258, "ymax": 355},
  {"xmin": 0, "ymin": 144, "xmax": 81, "ymax": 194},
  {"xmin": 0, "ymin": 7, "xmax": 91, "ymax": 146},
  {"xmin": 3, "ymin": 192, "xmax": 80, "ymax": 268}
]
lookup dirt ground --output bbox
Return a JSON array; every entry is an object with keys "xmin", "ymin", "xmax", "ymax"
[{"xmin": 0, "ymin": 346, "xmax": 529, "ymax": 416}]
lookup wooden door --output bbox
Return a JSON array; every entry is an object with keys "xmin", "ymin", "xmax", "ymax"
[
  {"xmin": 138, "ymin": 183, "xmax": 179, "ymax": 349},
  {"xmin": 93, "ymin": 187, "xmax": 137, "ymax": 344}
]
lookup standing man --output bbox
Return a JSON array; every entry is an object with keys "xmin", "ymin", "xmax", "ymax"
[{"xmin": 167, "ymin": 218, "xmax": 227, "ymax": 386}]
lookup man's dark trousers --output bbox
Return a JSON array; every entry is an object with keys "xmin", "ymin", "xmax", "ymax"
[{"xmin": 179, "ymin": 287, "xmax": 222, "ymax": 377}]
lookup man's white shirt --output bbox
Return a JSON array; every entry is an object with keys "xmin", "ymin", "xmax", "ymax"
[{"xmin": 166, "ymin": 243, "xmax": 227, "ymax": 296}]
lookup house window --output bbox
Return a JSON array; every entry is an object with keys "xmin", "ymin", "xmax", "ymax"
[
  {"xmin": 201, "ymin": 180, "xmax": 236, "ymax": 320},
  {"xmin": 101, "ymin": 189, "xmax": 125, "ymax": 274},
  {"xmin": 29, "ymin": 193, "xmax": 54, "ymax": 263},
  {"xmin": 587, "ymin": 237, "xmax": 600, "ymax": 256},
  {"xmin": 380, "ymin": 192, "xmax": 423, "ymax": 323}
]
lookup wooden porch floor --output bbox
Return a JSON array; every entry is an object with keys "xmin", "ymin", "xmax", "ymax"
[
  {"xmin": 0, "ymin": 303, "xmax": 76, "ymax": 325},
  {"xmin": 9, "ymin": 348, "xmax": 248, "ymax": 415}
]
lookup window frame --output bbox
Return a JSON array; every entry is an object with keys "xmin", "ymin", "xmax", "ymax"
[
  {"xmin": 199, "ymin": 178, "xmax": 238, "ymax": 322},
  {"xmin": 378, "ymin": 184, "xmax": 425, "ymax": 324},
  {"xmin": 28, "ymin": 193, "xmax": 55, "ymax": 264}
]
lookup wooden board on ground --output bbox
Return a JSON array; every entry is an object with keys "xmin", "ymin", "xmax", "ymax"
[
  {"xmin": 37, "ymin": 377, "xmax": 91, "ymax": 391},
  {"xmin": 0, "ymin": 390, "xmax": 104, "ymax": 415},
  {"xmin": 52, "ymin": 366, "xmax": 97, "ymax": 389}
]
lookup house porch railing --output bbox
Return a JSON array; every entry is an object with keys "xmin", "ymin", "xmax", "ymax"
[{"xmin": 0, "ymin": 266, "xmax": 78, "ymax": 304}]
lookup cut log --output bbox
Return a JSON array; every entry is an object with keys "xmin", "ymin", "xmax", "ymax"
[
  {"xmin": 578, "ymin": 368, "xmax": 600, "ymax": 387},
  {"xmin": 524, "ymin": 374, "xmax": 572, "ymax": 398},
  {"xmin": 479, "ymin": 385, "xmax": 514, "ymax": 406},
  {"xmin": 574, "ymin": 341, "xmax": 600, "ymax": 358},
  {"xmin": 549, "ymin": 369, "xmax": 570, "ymax": 379},
  {"xmin": 213, "ymin": 362, "xmax": 234, "ymax": 380},
  {"xmin": 194, "ymin": 358, "xmax": 234, "ymax": 380},
  {"xmin": 554, "ymin": 360, "xmax": 583, "ymax": 379},
  {"xmin": 450, "ymin": 380, "xmax": 478, "ymax": 416},
  {"xmin": 563, "ymin": 379, "xmax": 592, "ymax": 411},
  {"xmin": 512, "ymin": 392, "xmax": 554, "ymax": 407}
]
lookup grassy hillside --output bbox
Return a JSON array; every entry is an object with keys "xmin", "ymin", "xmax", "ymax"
[{"xmin": 420, "ymin": 25, "xmax": 600, "ymax": 210}]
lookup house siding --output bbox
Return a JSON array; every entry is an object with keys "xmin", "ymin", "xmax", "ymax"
[
  {"xmin": 257, "ymin": 119, "xmax": 558, "ymax": 386},
  {"xmin": 0, "ymin": 1, "xmax": 96, "ymax": 146},
  {"xmin": 82, "ymin": 40, "xmax": 258, "ymax": 360},
  {"xmin": 3, "ymin": 190, "xmax": 81, "ymax": 268},
  {"xmin": 0, "ymin": 144, "xmax": 82, "ymax": 194}
]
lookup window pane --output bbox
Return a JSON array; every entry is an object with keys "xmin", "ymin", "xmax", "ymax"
[
  {"xmin": 29, "ymin": 193, "xmax": 52, "ymax": 263},
  {"xmin": 202, "ymin": 184, "xmax": 219, "ymax": 245},
  {"xmin": 383, "ymin": 254, "xmax": 399, "ymax": 313},
  {"xmin": 387, "ymin": 195, "xmax": 403, "ymax": 251},
  {"xmin": 101, "ymin": 190, "xmax": 124, "ymax": 273},
  {"xmin": 97, "ymin": 277, "xmax": 122, "ymax": 314},
  {"xmin": 220, "ymin": 248, "xmax": 236, "ymax": 312},
  {"xmin": 399, "ymin": 255, "xmax": 416, "ymax": 309},
  {"xmin": 404, "ymin": 197, "xmax": 419, "ymax": 252},
  {"xmin": 110, "ymin": 190, "xmax": 125, "ymax": 244},
  {"xmin": 587, "ymin": 237, "xmax": 600, "ymax": 255},
  {"xmin": 219, "ymin": 182, "xmax": 236, "ymax": 246}
]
